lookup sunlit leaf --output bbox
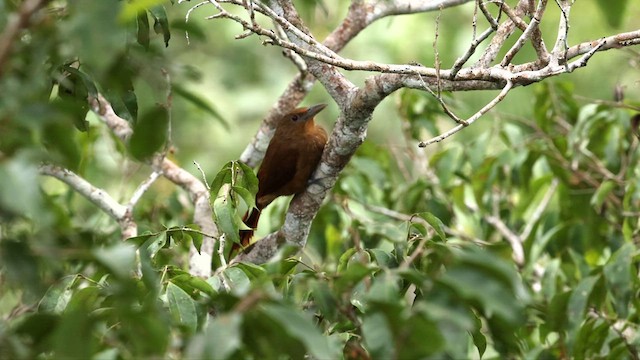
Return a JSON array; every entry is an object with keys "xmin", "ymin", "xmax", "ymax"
[
  {"xmin": 119, "ymin": 0, "xmax": 165, "ymax": 22},
  {"xmin": 590, "ymin": 180, "xmax": 615, "ymax": 212}
]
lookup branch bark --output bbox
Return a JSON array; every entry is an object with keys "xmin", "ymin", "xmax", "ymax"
[{"xmin": 39, "ymin": 164, "xmax": 137, "ymax": 239}]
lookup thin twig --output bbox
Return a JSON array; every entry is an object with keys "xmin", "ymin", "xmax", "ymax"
[
  {"xmin": 193, "ymin": 160, "xmax": 211, "ymax": 190},
  {"xmin": 482, "ymin": 198, "xmax": 525, "ymax": 266},
  {"xmin": 184, "ymin": 1, "xmax": 208, "ymax": 45},
  {"xmin": 128, "ymin": 171, "xmax": 162, "ymax": 208},
  {"xmin": 419, "ymin": 80, "xmax": 513, "ymax": 146}
]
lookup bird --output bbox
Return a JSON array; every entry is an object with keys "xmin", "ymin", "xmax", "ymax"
[{"xmin": 236, "ymin": 103, "xmax": 329, "ymax": 252}]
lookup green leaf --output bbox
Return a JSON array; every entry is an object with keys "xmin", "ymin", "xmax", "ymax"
[
  {"xmin": 119, "ymin": 0, "xmax": 166, "ymax": 22},
  {"xmin": 42, "ymin": 119, "xmax": 82, "ymax": 170},
  {"xmin": 53, "ymin": 287, "xmax": 100, "ymax": 359},
  {"xmin": 213, "ymin": 195, "xmax": 240, "ymax": 244},
  {"xmin": 439, "ymin": 246, "xmax": 528, "ymax": 325},
  {"xmin": 334, "ymin": 261, "xmax": 376, "ymax": 293},
  {"xmin": 129, "ymin": 104, "xmax": 169, "ymax": 160},
  {"xmin": 166, "ymin": 226, "xmax": 203, "ymax": 249},
  {"xmin": 139, "ymin": 244, "xmax": 160, "ymax": 297},
  {"xmin": 362, "ymin": 312, "xmax": 395, "ymax": 359},
  {"xmin": 149, "ymin": 6, "xmax": 170, "ymax": 47},
  {"xmin": 471, "ymin": 316, "xmax": 487, "ymax": 358},
  {"xmin": 173, "ymin": 85, "xmax": 227, "ymax": 128},
  {"xmin": 222, "ymin": 267, "xmax": 251, "ymax": 296},
  {"xmin": 567, "ymin": 275, "xmax": 600, "ymax": 351},
  {"xmin": 0, "ymin": 240, "xmax": 42, "ymax": 295},
  {"xmin": 140, "ymin": 232, "xmax": 167, "ymax": 258},
  {"xmin": 235, "ymin": 262, "xmax": 267, "ymax": 279},
  {"xmin": 232, "ymin": 186, "xmax": 255, "ymax": 210},
  {"xmin": 166, "ymin": 282, "xmax": 198, "ymax": 333},
  {"xmin": 261, "ymin": 304, "xmax": 341, "ymax": 359},
  {"xmin": 14, "ymin": 313, "xmax": 60, "ymax": 349},
  {"xmin": 364, "ymin": 273, "xmax": 401, "ymax": 307},
  {"xmin": 236, "ymin": 161, "xmax": 259, "ymax": 197},
  {"xmin": 210, "ymin": 162, "xmax": 233, "ymax": 197},
  {"xmin": 92, "ymin": 243, "xmax": 137, "ymax": 279},
  {"xmin": 397, "ymin": 313, "xmax": 445, "ymax": 358},
  {"xmin": 590, "ymin": 180, "xmax": 615, "ymax": 211},
  {"xmin": 171, "ymin": 273, "xmax": 216, "ymax": 297},
  {"xmin": 603, "ymin": 243, "xmax": 634, "ymax": 317},
  {"xmin": 416, "ymin": 212, "xmax": 446, "ymax": 241},
  {"xmin": 136, "ymin": 11, "xmax": 150, "ymax": 49},
  {"xmin": 541, "ymin": 258, "xmax": 562, "ymax": 300},
  {"xmin": 311, "ymin": 280, "xmax": 338, "ymax": 320},
  {"xmin": 0, "ymin": 158, "xmax": 42, "ymax": 220},
  {"xmin": 203, "ymin": 313, "xmax": 242, "ymax": 359},
  {"xmin": 61, "ymin": 66, "xmax": 98, "ymax": 98},
  {"xmin": 38, "ymin": 275, "xmax": 79, "ymax": 313}
]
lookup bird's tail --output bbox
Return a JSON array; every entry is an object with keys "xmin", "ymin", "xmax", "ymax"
[{"xmin": 234, "ymin": 208, "xmax": 261, "ymax": 253}]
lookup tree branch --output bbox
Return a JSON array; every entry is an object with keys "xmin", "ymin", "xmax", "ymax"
[
  {"xmin": 39, "ymin": 164, "xmax": 137, "ymax": 239},
  {"xmin": 198, "ymin": 0, "xmax": 640, "ymax": 263},
  {"xmin": 89, "ymin": 94, "xmax": 217, "ymax": 277}
]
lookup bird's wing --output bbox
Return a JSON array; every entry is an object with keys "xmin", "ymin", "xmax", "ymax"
[{"xmin": 256, "ymin": 148, "xmax": 299, "ymax": 207}]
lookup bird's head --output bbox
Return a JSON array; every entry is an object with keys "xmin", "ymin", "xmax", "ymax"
[{"xmin": 279, "ymin": 103, "xmax": 327, "ymax": 127}]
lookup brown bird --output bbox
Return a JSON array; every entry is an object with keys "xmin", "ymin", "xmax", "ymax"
[{"xmin": 237, "ymin": 103, "xmax": 329, "ymax": 251}]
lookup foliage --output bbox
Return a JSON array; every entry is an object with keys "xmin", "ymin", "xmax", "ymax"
[{"xmin": 1, "ymin": 0, "xmax": 640, "ymax": 359}]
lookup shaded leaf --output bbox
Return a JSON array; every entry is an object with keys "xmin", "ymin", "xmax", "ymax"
[
  {"xmin": 39, "ymin": 275, "xmax": 79, "ymax": 314},
  {"xmin": 362, "ymin": 313, "xmax": 395, "ymax": 359},
  {"xmin": 166, "ymin": 282, "xmax": 198, "ymax": 333},
  {"xmin": 204, "ymin": 313, "xmax": 242, "ymax": 359},
  {"xmin": 149, "ymin": 6, "xmax": 171, "ymax": 47},
  {"xmin": 213, "ymin": 195, "xmax": 240, "ymax": 244},
  {"xmin": 567, "ymin": 275, "xmax": 600, "ymax": 352},
  {"xmin": 136, "ymin": 11, "xmax": 150, "ymax": 49},
  {"xmin": 603, "ymin": 243, "xmax": 634, "ymax": 317},
  {"xmin": 416, "ymin": 211, "xmax": 446, "ymax": 241},
  {"xmin": 92, "ymin": 243, "xmax": 137, "ymax": 279},
  {"xmin": 261, "ymin": 304, "xmax": 341, "ymax": 359},
  {"xmin": 129, "ymin": 105, "xmax": 169, "ymax": 160}
]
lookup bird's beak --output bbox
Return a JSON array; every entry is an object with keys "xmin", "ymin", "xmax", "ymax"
[{"xmin": 300, "ymin": 103, "xmax": 327, "ymax": 122}]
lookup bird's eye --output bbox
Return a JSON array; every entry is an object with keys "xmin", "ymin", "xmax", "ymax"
[{"xmin": 291, "ymin": 114, "xmax": 300, "ymax": 121}]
